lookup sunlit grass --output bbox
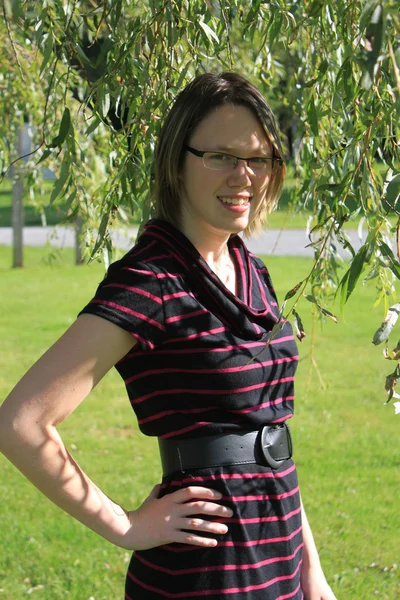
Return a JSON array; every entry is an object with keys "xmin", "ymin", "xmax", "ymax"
[{"xmin": 0, "ymin": 246, "xmax": 399, "ymax": 599}]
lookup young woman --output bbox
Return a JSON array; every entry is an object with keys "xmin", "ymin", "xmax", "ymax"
[{"xmin": 0, "ymin": 73, "xmax": 336, "ymax": 599}]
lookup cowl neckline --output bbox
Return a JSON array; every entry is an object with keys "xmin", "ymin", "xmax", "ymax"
[{"xmin": 140, "ymin": 218, "xmax": 279, "ymax": 340}]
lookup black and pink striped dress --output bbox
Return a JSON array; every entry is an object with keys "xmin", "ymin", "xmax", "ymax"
[{"xmin": 80, "ymin": 218, "xmax": 304, "ymax": 599}]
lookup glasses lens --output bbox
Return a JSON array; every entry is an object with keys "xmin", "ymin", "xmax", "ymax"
[
  {"xmin": 203, "ymin": 152, "xmax": 236, "ymax": 170},
  {"xmin": 248, "ymin": 158, "xmax": 271, "ymax": 171}
]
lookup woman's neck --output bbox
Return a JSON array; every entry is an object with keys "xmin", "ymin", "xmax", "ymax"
[{"xmin": 180, "ymin": 224, "xmax": 237, "ymax": 294}]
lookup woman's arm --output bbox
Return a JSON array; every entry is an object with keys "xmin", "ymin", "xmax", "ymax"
[
  {"xmin": 300, "ymin": 496, "xmax": 337, "ymax": 600},
  {"xmin": 0, "ymin": 314, "xmax": 137, "ymax": 545},
  {"xmin": 0, "ymin": 314, "xmax": 232, "ymax": 549}
]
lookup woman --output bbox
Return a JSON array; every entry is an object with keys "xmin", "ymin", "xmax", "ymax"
[{"xmin": 0, "ymin": 73, "xmax": 336, "ymax": 599}]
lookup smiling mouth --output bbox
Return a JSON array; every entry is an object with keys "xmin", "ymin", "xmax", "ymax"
[{"xmin": 217, "ymin": 196, "xmax": 252, "ymax": 206}]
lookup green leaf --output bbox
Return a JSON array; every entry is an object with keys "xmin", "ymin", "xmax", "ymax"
[
  {"xmin": 74, "ymin": 43, "xmax": 93, "ymax": 67},
  {"xmin": 198, "ymin": 20, "xmax": 219, "ymax": 44},
  {"xmin": 319, "ymin": 307, "xmax": 338, "ymax": 323},
  {"xmin": 307, "ymin": 95, "xmax": 319, "ymax": 136},
  {"xmin": 113, "ymin": 0, "xmax": 122, "ymax": 27},
  {"xmin": 85, "ymin": 116, "xmax": 101, "ymax": 136},
  {"xmin": 268, "ymin": 13, "xmax": 283, "ymax": 48},
  {"xmin": 303, "ymin": 294, "xmax": 318, "ymax": 305},
  {"xmin": 284, "ymin": 280, "xmax": 304, "ymax": 301},
  {"xmin": 175, "ymin": 62, "xmax": 193, "ymax": 90},
  {"xmin": 57, "ymin": 107, "xmax": 71, "ymax": 143},
  {"xmin": 370, "ymin": 4, "xmax": 384, "ymax": 58},
  {"xmin": 307, "ymin": 0, "xmax": 324, "ymax": 17},
  {"xmin": 379, "ymin": 242, "xmax": 400, "ymax": 279},
  {"xmin": 91, "ymin": 212, "xmax": 110, "ymax": 258},
  {"xmin": 292, "ymin": 310, "xmax": 306, "ymax": 342},
  {"xmin": 36, "ymin": 148, "xmax": 53, "ymax": 165},
  {"xmin": 308, "ymin": 216, "xmax": 334, "ymax": 235},
  {"xmin": 40, "ymin": 33, "xmax": 53, "ymax": 76},
  {"xmin": 99, "ymin": 87, "xmax": 110, "ymax": 119},
  {"xmin": 343, "ymin": 59, "xmax": 354, "ymax": 104},
  {"xmin": 335, "ymin": 231, "xmax": 356, "ymax": 259},
  {"xmin": 360, "ymin": 0, "xmax": 379, "ymax": 31},
  {"xmin": 336, "ymin": 244, "xmax": 369, "ymax": 310},
  {"xmin": 318, "ymin": 59, "xmax": 329, "ymax": 77},
  {"xmin": 49, "ymin": 108, "xmax": 71, "ymax": 148},
  {"xmin": 303, "ymin": 77, "xmax": 318, "ymax": 89},
  {"xmin": 360, "ymin": 4, "xmax": 386, "ymax": 91},
  {"xmin": 361, "ymin": 65, "xmax": 373, "ymax": 91},
  {"xmin": 303, "ymin": 295, "xmax": 338, "ymax": 322},
  {"xmin": 316, "ymin": 170, "xmax": 354, "ymax": 193},
  {"xmin": 102, "ymin": 234, "xmax": 113, "ymax": 270},
  {"xmin": 395, "ymin": 48, "xmax": 400, "ymax": 69},
  {"xmin": 50, "ymin": 153, "xmax": 71, "ymax": 204},
  {"xmin": 384, "ymin": 364, "xmax": 400, "ymax": 403},
  {"xmin": 95, "ymin": 38, "xmax": 112, "ymax": 69},
  {"xmin": 317, "ymin": 182, "xmax": 346, "ymax": 192}
]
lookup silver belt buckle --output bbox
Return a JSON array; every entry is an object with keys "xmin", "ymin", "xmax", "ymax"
[{"xmin": 260, "ymin": 423, "xmax": 292, "ymax": 469}]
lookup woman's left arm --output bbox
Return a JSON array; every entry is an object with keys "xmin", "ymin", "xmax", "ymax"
[{"xmin": 300, "ymin": 496, "xmax": 337, "ymax": 600}]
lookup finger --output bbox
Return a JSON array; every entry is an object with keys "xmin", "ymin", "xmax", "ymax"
[
  {"xmin": 172, "ymin": 486, "xmax": 223, "ymax": 503},
  {"xmin": 181, "ymin": 500, "xmax": 233, "ymax": 518},
  {"xmin": 175, "ymin": 530, "xmax": 220, "ymax": 548},
  {"xmin": 181, "ymin": 517, "xmax": 229, "ymax": 535}
]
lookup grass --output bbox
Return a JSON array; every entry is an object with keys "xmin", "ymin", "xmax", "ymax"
[
  {"xmin": 0, "ymin": 246, "xmax": 399, "ymax": 600},
  {"xmin": 0, "ymin": 180, "xmax": 68, "ymax": 228},
  {"xmin": 2, "ymin": 174, "xmax": 399, "ymax": 233},
  {"xmin": 0, "ymin": 176, "xmax": 312, "ymax": 231}
]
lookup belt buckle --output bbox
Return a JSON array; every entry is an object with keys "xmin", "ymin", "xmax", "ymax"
[{"xmin": 260, "ymin": 423, "xmax": 292, "ymax": 469}]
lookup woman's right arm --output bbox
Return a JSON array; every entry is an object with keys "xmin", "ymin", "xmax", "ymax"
[{"xmin": 0, "ymin": 313, "xmax": 232, "ymax": 549}]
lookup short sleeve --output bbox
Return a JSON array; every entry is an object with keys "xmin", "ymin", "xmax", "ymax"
[{"xmin": 78, "ymin": 254, "xmax": 166, "ymax": 351}]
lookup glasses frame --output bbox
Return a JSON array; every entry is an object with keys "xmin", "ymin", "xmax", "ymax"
[{"xmin": 186, "ymin": 146, "xmax": 284, "ymax": 170}]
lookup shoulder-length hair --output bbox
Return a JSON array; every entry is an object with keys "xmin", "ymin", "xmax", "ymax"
[{"xmin": 154, "ymin": 72, "xmax": 286, "ymax": 237}]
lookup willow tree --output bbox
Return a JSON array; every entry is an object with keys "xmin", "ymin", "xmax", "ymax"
[{"xmin": 1, "ymin": 0, "xmax": 400, "ymax": 407}]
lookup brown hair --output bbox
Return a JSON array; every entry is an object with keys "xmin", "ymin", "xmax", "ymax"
[{"xmin": 154, "ymin": 72, "xmax": 286, "ymax": 237}]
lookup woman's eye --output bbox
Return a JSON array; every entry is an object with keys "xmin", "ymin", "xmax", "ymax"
[
  {"xmin": 250, "ymin": 157, "xmax": 268, "ymax": 165},
  {"xmin": 208, "ymin": 153, "xmax": 232, "ymax": 162}
]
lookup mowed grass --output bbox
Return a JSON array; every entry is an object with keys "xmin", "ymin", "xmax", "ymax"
[
  {"xmin": 0, "ymin": 177, "xmax": 308, "ymax": 230},
  {"xmin": 0, "ymin": 246, "xmax": 399, "ymax": 600},
  {"xmin": 1, "ymin": 168, "xmax": 399, "ymax": 232}
]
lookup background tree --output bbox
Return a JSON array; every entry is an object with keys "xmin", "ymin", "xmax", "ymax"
[{"xmin": 1, "ymin": 0, "xmax": 399, "ymax": 406}]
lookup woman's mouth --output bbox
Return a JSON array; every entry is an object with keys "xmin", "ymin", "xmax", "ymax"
[{"xmin": 217, "ymin": 195, "xmax": 252, "ymax": 213}]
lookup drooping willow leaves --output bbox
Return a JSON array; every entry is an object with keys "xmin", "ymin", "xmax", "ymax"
[{"xmin": 1, "ymin": 0, "xmax": 399, "ymax": 406}]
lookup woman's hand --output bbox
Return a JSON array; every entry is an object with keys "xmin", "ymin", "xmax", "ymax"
[
  {"xmin": 301, "ymin": 568, "xmax": 337, "ymax": 600},
  {"xmin": 120, "ymin": 484, "xmax": 233, "ymax": 550}
]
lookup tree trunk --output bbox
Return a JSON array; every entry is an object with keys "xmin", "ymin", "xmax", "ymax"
[
  {"xmin": 75, "ymin": 215, "xmax": 84, "ymax": 265},
  {"xmin": 11, "ymin": 127, "xmax": 26, "ymax": 268}
]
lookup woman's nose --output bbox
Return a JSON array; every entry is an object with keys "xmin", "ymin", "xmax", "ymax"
[{"xmin": 228, "ymin": 159, "xmax": 253, "ymax": 183}]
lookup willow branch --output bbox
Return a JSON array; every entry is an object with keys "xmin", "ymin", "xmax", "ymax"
[{"xmin": 3, "ymin": 3, "xmax": 25, "ymax": 81}]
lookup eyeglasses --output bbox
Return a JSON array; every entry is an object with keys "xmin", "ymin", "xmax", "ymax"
[{"xmin": 186, "ymin": 146, "xmax": 283, "ymax": 172}]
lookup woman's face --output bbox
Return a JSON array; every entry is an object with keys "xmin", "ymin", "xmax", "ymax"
[{"xmin": 179, "ymin": 104, "xmax": 273, "ymax": 243}]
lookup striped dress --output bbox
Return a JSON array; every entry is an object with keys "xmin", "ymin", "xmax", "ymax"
[{"xmin": 79, "ymin": 218, "xmax": 304, "ymax": 599}]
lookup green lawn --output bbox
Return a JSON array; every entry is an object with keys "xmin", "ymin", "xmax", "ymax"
[
  {"xmin": 0, "ymin": 176, "xmax": 311, "ymax": 230},
  {"xmin": 2, "ymin": 173, "xmax": 399, "ymax": 233},
  {"xmin": 0, "ymin": 246, "xmax": 399, "ymax": 600}
]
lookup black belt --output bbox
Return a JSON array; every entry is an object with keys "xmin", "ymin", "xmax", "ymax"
[{"xmin": 158, "ymin": 423, "xmax": 293, "ymax": 476}]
